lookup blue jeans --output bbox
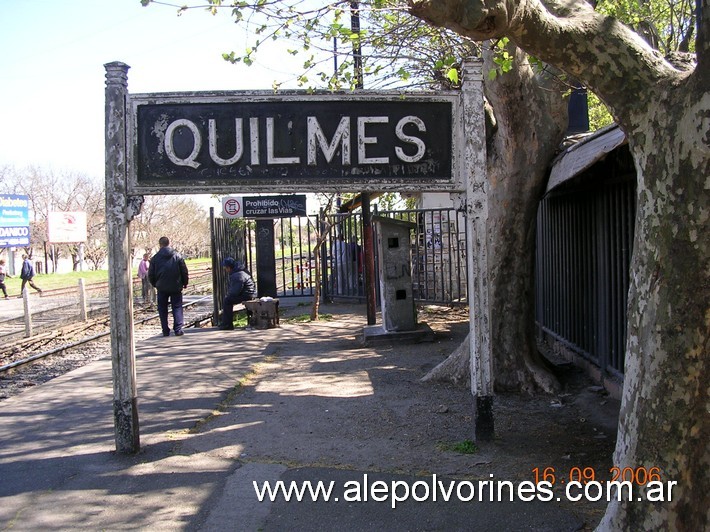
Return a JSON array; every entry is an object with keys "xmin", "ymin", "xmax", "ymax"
[{"xmin": 157, "ymin": 291, "xmax": 184, "ymax": 335}]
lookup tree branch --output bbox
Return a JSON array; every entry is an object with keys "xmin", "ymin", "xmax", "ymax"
[{"xmin": 409, "ymin": 0, "xmax": 687, "ymax": 127}]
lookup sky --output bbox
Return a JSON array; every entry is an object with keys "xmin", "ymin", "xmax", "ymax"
[{"xmin": 0, "ymin": 0, "xmax": 307, "ymax": 180}]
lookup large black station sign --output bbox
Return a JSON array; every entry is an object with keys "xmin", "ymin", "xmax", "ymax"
[{"xmin": 128, "ymin": 93, "xmax": 461, "ymax": 193}]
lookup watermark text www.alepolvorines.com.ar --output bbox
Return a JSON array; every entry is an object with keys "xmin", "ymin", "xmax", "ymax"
[{"xmin": 253, "ymin": 474, "xmax": 677, "ymax": 509}]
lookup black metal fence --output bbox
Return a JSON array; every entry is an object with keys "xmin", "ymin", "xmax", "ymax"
[
  {"xmin": 210, "ymin": 209, "xmax": 248, "ymax": 323},
  {"xmin": 211, "ymin": 206, "xmax": 469, "ymax": 307},
  {"xmin": 322, "ymin": 208, "xmax": 468, "ymax": 305},
  {"xmin": 375, "ymin": 208, "xmax": 468, "ymax": 305},
  {"xmin": 535, "ymin": 176, "xmax": 636, "ymax": 378}
]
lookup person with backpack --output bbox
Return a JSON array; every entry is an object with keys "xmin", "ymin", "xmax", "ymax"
[
  {"xmin": 20, "ymin": 254, "xmax": 42, "ymax": 295},
  {"xmin": 218, "ymin": 257, "xmax": 256, "ymax": 330},
  {"xmin": 148, "ymin": 236, "xmax": 189, "ymax": 337}
]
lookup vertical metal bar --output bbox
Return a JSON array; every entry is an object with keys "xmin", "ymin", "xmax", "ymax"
[
  {"xmin": 319, "ymin": 210, "xmax": 328, "ymax": 302},
  {"xmin": 615, "ymin": 184, "xmax": 624, "ymax": 371},
  {"xmin": 210, "ymin": 207, "xmax": 219, "ymax": 323},
  {"xmin": 362, "ymin": 193, "xmax": 376, "ymax": 325}
]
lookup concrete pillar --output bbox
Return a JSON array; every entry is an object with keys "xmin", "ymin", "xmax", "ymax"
[{"xmin": 104, "ymin": 61, "xmax": 139, "ymax": 453}]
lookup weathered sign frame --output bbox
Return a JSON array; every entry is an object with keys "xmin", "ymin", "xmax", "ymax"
[
  {"xmin": 127, "ymin": 91, "xmax": 465, "ymax": 195},
  {"xmin": 105, "ymin": 58, "xmax": 491, "ymax": 454}
]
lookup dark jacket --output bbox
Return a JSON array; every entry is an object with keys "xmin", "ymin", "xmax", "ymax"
[
  {"xmin": 20, "ymin": 259, "xmax": 34, "ymax": 280},
  {"xmin": 227, "ymin": 265, "xmax": 256, "ymax": 300},
  {"xmin": 148, "ymin": 246, "xmax": 189, "ymax": 294}
]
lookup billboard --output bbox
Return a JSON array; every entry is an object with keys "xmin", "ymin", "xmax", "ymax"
[
  {"xmin": 0, "ymin": 194, "xmax": 30, "ymax": 248},
  {"xmin": 47, "ymin": 212, "xmax": 88, "ymax": 243}
]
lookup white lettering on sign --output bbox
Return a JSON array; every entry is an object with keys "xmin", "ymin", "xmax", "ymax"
[
  {"xmin": 161, "ymin": 115, "xmax": 428, "ymax": 169},
  {"xmin": 307, "ymin": 116, "xmax": 351, "ymax": 165},
  {"xmin": 0, "ymin": 226, "xmax": 29, "ymax": 237},
  {"xmin": 209, "ymin": 118, "xmax": 244, "ymax": 166},
  {"xmin": 357, "ymin": 116, "xmax": 389, "ymax": 165},
  {"xmin": 165, "ymin": 119, "xmax": 202, "ymax": 169},
  {"xmin": 395, "ymin": 116, "xmax": 427, "ymax": 163},
  {"xmin": 266, "ymin": 118, "xmax": 300, "ymax": 165},
  {"xmin": 250, "ymin": 117, "xmax": 260, "ymax": 165}
]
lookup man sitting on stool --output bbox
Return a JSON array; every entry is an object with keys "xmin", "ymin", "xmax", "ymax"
[{"xmin": 219, "ymin": 258, "xmax": 257, "ymax": 330}]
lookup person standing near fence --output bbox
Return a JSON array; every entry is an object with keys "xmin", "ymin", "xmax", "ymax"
[
  {"xmin": 137, "ymin": 252, "xmax": 154, "ymax": 305},
  {"xmin": 218, "ymin": 257, "xmax": 256, "ymax": 330},
  {"xmin": 20, "ymin": 254, "xmax": 42, "ymax": 295},
  {"xmin": 148, "ymin": 237, "xmax": 189, "ymax": 337},
  {"xmin": 0, "ymin": 259, "xmax": 11, "ymax": 299},
  {"xmin": 333, "ymin": 233, "xmax": 347, "ymax": 295}
]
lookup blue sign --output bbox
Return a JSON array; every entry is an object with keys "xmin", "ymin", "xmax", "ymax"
[{"xmin": 0, "ymin": 194, "xmax": 31, "ymax": 247}]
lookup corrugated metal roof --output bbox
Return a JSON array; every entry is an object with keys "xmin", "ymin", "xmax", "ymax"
[{"xmin": 546, "ymin": 124, "xmax": 627, "ymax": 193}]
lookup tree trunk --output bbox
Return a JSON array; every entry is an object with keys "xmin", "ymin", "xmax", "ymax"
[
  {"xmin": 310, "ymin": 242, "xmax": 322, "ymax": 321},
  {"xmin": 410, "ymin": 0, "xmax": 709, "ymax": 527},
  {"xmin": 422, "ymin": 332, "xmax": 471, "ymax": 385},
  {"xmin": 597, "ymin": 79, "xmax": 709, "ymax": 532},
  {"xmin": 423, "ymin": 44, "xmax": 566, "ymax": 393}
]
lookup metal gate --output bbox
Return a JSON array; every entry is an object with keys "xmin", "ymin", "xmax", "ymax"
[
  {"xmin": 535, "ymin": 176, "xmax": 636, "ymax": 378},
  {"xmin": 210, "ymin": 208, "xmax": 248, "ymax": 323},
  {"xmin": 375, "ymin": 208, "xmax": 468, "ymax": 305},
  {"xmin": 212, "ymin": 207, "xmax": 468, "ymax": 307},
  {"xmin": 242, "ymin": 215, "xmax": 320, "ymax": 299},
  {"xmin": 324, "ymin": 208, "xmax": 468, "ymax": 305}
]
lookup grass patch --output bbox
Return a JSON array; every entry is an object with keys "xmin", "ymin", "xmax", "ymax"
[
  {"xmin": 284, "ymin": 313, "xmax": 333, "ymax": 323},
  {"xmin": 232, "ymin": 312, "xmax": 250, "ymax": 327},
  {"xmin": 437, "ymin": 439, "xmax": 478, "ymax": 454}
]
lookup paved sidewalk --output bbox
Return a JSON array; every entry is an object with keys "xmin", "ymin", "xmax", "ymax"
[{"xmin": 0, "ymin": 303, "xmax": 587, "ymax": 531}]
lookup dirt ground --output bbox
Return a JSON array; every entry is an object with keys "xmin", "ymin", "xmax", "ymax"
[{"xmin": 180, "ymin": 302, "xmax": 620, "ymax": 530}]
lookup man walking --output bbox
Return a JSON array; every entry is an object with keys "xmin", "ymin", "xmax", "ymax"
[
  {"xmin": 20, "ymin": 254, "xmax": 42, "ymax": 295},
  {"xmin": 148, "ymin": 237, "xmax": 189, "ymax": 337}
]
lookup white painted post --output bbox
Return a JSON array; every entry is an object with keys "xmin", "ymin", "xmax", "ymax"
[
  {"xmin": 23, "ymin": 288, "xmax": 32, "ymax": 338},
  {"xmin": 78, "ymin": 278, "xmax": 88, "ymax": 321},
  {"xmin": 461, "ymin": 57, "xmax": 494, "ymax": 441},
  {"xmin": 105, "ymin": 61, "xmax": 140, "ymax": 453}
]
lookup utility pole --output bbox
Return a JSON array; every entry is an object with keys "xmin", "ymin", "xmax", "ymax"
[{"xmin": 350, "ymin": 1, "xmax": 376, "ymax": 324}]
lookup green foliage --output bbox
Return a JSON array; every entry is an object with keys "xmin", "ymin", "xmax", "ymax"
[
  {"xmin": 489, "ymin": 38, "xmax": 514, "ymax": 80},
  {"xmin": 143, "ymin": 0, "xmax": 474, "ymax": 92},
  {"xmin": 595, "ymin": 0, "xmax": 696, "ymax": 54},
  {"xmin": 587, "ymin": 92, "xmax": 615, "ymax": 131}
]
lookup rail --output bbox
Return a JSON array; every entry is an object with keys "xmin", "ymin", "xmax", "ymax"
[
  {"xmin": 0, "ymin": 297, "xmax": 213, "ymax": 373},
  {"xmin": 0, "ymin": 271, "xmax": 214, "ymax": 343}
]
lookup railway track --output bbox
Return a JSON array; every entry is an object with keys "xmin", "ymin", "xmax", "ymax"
[
  {"xmin": 0, "ymin": 294, "xmax": 215, "ymax": 402},
  {"xmin": 0, "ymin": 270, "xmax": 214, "ymax": 342}
]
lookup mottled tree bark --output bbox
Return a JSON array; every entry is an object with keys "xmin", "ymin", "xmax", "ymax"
[
  {"xmin": 411, "ymin": 0, "xmax": 709, "ymax": 528},
  {"xmin": 423, "ymin": 43, "xmax": 566, "ymax": 393}
]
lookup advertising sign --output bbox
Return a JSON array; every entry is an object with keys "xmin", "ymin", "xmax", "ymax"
[
  {"xmin": 47, "ymin": 212, "xmax": 88, "ymax": 243},
  {"xmin": 0, "ymin": 194, "xmax": 31, "ymax": 248},
  {"xmin": 222, "ymin": 195, "xmax": 307, "ymax": 219}
]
